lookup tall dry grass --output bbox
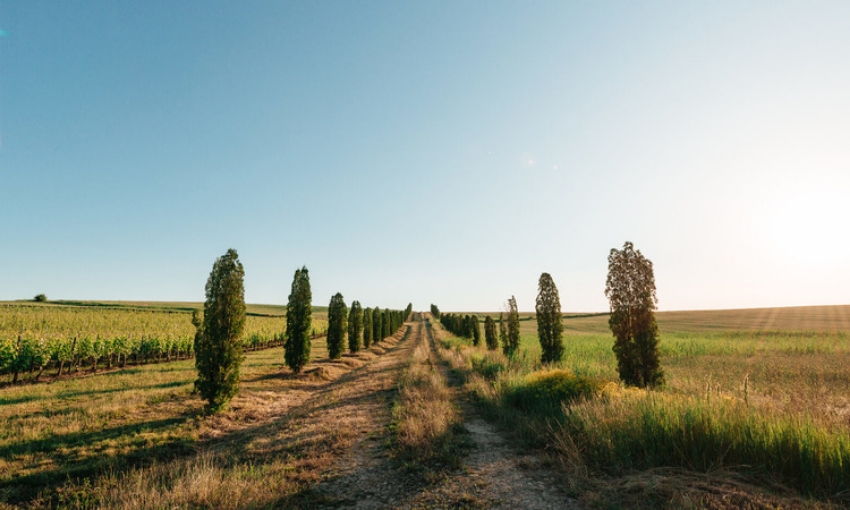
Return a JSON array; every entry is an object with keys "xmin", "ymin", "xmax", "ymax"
[{"xmin": 391, "ymin": 320, "xmax": 462, "ymax": 469}]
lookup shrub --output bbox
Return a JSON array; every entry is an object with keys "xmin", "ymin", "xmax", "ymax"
[{"xmin": 505, "ymin": 369, "xmax": 600, "ymax": 418}]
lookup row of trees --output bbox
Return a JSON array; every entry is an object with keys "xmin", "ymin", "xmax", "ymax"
[
  {"xmin": 195, "ymin": 251, "xmax": 413, "ymax": 412},
  {"xmin": 432, "ymin": 241, "xmax": 663, "ymax": 389},
  {"xmin": 326, "ymin": 294, "xmax": 412, "ymax": 361},
  {"xmin": 436, "ymin": 296, "xmax": 521, "ymax": 358}
]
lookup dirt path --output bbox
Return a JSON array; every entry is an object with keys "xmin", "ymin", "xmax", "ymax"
[
  {"xmin": 395, "ymin": 318, "xmax": 581, "ymax": 510},
  {"xmin": 310, "ymin": 314, "xmax": 580, "ymax": 510},
  {"xmin": 309, "ymin": 316, "xmax": 433, "ymax": 508}
]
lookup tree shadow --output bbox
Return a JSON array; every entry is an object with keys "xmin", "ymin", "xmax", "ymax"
[
  {"xmin": 0, "ymin": 379, "xmax": 191, "ymax": 408},
  {"xmin": 1, "ymin": 325, "xmax": 415, "ymax": 507},
  {"xmin": 0, "ymin": 408, "xmax": 200, "ymax": 505}
]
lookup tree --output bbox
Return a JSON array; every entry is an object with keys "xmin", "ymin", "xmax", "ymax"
[
  {"xmin": 471, "ymin": 315, "xmax": 481, "ymax": 346},
  {"xmin": 33, "ymin": 294, "xmax": 47, "ymax": 303},
  {"xmin": 605, "ymin": 241, "xmax": 663, "ymax": 388},
  {"xmin": 503, "ymin": 297, "xmax": 520, "ymax": 358},
  {"xmin": 195, "ymin": 248, "xmax": 246, "ymax": 412},
  {"xmin": 348, "ymin": 300, "xmax": 362, "ymax": 353},
  {"xmin": 498, "ymin": 312, "xmax": 507, "ymax": 352},
  {"xmin": 327, "ymin": 293, "xmax": 348, "ymax": 359},
  {"xmin": 484, "ymin": 315, "xmax": 498, "ymax": 350},
  {"xmin": 382, "ymin": 308, "xmax": 390, "ymax": 339},
  {"xmin": 372, "ymin": 307, "xmax": 382, "ymax": 344},
  {"xmin": 285, "ymin": 266, "xmax": 312, "ymax": 374},
  {"xmin": 362, "ymin": 307, "xmax": 373, "ymax": 348},
  {"xmin": 536, "ymin": 272, "xmax": 564, "ymax": 364}
]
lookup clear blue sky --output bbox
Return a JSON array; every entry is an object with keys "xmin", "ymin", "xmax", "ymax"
[{"xmin": 1, "ymin": 1, "xmax": 848, "ymax": 312}]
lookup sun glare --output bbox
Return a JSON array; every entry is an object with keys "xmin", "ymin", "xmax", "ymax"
[{"xmin": 769, "ymin": 188, "xmax": 850, "ymax": 266}]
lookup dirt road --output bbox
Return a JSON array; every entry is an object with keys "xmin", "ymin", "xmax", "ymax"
[{"xmin": 306, "ymin": 314, "xmax": 579, "ymax": 509}]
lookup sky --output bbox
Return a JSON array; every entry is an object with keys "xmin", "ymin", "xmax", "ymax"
[{"xmin": 0, "ymin": 1, "xmax": 848, "ymax": 313}]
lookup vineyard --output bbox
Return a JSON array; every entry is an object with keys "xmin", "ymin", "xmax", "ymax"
[{"xmin": 0, "ymin": 304, "xmax": 327, "ymax": 384}]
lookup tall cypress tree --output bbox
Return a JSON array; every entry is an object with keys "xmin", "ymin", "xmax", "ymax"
[
  {"xmin": 327, "ymin": 293, "xmax": 347, "ymax": 359},
  {"xmin": 348, "ymin": 300, "xmax": 362, "ymax": 353},
  {"xmin": 362, "ymin": 306, "xmax": 373, "ymax": 348},
  {"xmin": 484, "ymin": 315, "xmax": 498, "ymax": 350},
  {"xmin": 503, "ymin": 297, "xmax": 520, "ymax": 358},
  {"xmin": 498, "ymin": 312, "xmax": 507, "ymax": 352},
  {"xmin": 285, "ymin": 266, "xmax": 312, "ymax": 373},
  {"xmin": 536, "ymin": 272, "xmax": 564, "ymax": 364},
  {"xmin": 471, "ymin": 315, "xmax": 481, "ymax": 346},
  {"xmin": 372, "ymin": 307, "xmax": 382, "ymax": 344},
  {"xmin": 195, "ymin": 248, "xmax": 246, "ymax": 413},
  {"xmin": 382, "ymin": 308, "xmax": 390, "ymax": 339}
]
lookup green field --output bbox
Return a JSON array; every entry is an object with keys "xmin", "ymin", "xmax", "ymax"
[{"xmin": 0, "ymin": 301, "xmax": 330, "ymax": 385}]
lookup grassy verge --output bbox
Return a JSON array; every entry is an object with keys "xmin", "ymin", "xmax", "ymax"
[
  {"xmin": 390, "ymin": 319, "xmax": 465, "ymax": 473},
  {"xmin": 431, "ymin": 320, "xmax": 849, "ymax": 508}
]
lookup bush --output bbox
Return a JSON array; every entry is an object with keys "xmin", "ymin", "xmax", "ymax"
[
  {"xmin": 505, "ymin": 369, "xmax": 600, "ymax": 418},
  {"xmin": 470, "ymin": 353, "xmax": 505, "ymax": 381},
  {"xmin": 33, "ymin": 294, "xmax": 47, "ymax": 303}
]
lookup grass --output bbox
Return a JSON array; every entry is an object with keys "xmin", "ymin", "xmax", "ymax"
[
  {"xmin": 391, "ymin": 318, "xmax": 465, "ymax": 471},
  {"xmin": 0, "ymin": 334, "xmax": 338, "ymax": 508},
  {"xmin": 434, "ymin": 305, "xmax": 850, "ymax": 506}
]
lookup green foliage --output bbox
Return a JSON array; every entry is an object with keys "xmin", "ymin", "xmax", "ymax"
[
  {"xmin": 285, "ymin": 266, "xmax": 312, "ymax": 374},
  {"xmin": 470, "ymin": 352, "xmax": 505, "ymax": 380},
  {"xmin": 326, "ymin": 292, "xmax": 347, "ymax": 359},
  {"xmin": 382, "ymin": 309, "xmax": 390, "ymax": 339},
  {"xmin": 33, "ymin": 294, "xmax": 47, "ymax": 303},
  {"xmin": 194, "ymin": 248, "xmax": 246, "ymax": 413},
  {"xmin": 606, "ymin": 241, "xmax": 664, "ymax": 388},
  {"xmin": 470, "ymin": 315, "xmax": 481, "ymax": 346},
  {"xmin": 503, "ymin": 297, "xmax": 520, "ymax": 358},
  {"xmin": 505, "ymin": 369, "xmax": 600, "ymax": 418},
  {"xmin": 372, "ymin": 307, "xmax": 382, "ymax": 344},
  {"xmin": 430, "ymin": 304, "xmax": 440, "ymax": 319},
  {"xmin": 348, "ymin": 300, "xmax": 362, "ymax": 353},
  {"xmin": 484, "ymin": 315, "xmax": 498, "ymax": 350},
  {"xmin": 498, "ymin": 312, "xmax": 507, "ymax": 351},
  {"xmin": 536, "ymin": 272, "xmax": 564, "ymax": 364},
  {"xmin": 362, "ymin": 307, "xmax": 373, "ymax": 348},
  {"xmin": 439, "ymin": 313, "xmax": 476, "ymax": 339}
]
